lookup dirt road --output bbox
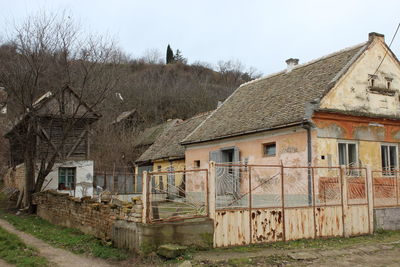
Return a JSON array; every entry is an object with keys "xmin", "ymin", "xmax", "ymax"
[{"xmin": 0, "ymin": 219, "xmax": 114, "ymax": 267}]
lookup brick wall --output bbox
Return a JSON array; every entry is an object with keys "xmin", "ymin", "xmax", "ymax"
[
  {"xmin": 3, "ymin": 164, "xmax": 25, "ymax": 190},
  {"xmin": 32, "ymin": 190, "xmax": 142, "ymax": 240}
]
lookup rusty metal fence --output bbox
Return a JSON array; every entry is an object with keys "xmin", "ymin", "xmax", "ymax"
[
  {"xmin": 144, "ymin": 168, "xmax": 209, "ymax": 223},
  {"xmin": 93, "ymin": 166, "xmax": 136, "ymax": 194},
  {"xmin": 372, "ymin": 170, "xmax": 400, "ymax": 207},
  {"xmin": 213, "ymin": 163, "xmax": 371, "ymax": 247},
  {"xmin": 140, "ymin": 162, "xmax": 377, "ymax": 247}
]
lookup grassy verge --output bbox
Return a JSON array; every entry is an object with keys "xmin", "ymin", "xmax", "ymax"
[
  {"xmin": 211, "ymin": 230, "xmax": 400, "ymax": 253},
  {"xmin": 0, "ymin": 225, "xmax": 49, "ymax": 267},
  {"xmin": 0, "ymin": 212, "xmax": 131, "ymax": 261}
]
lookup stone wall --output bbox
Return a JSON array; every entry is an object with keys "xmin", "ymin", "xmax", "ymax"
[
  {"xmin": 374, "ymin": 207, "xmax": 400, "ymax": 231},
  {"xmin": 3, "ymin": 164, "xmax": 25, "ymax": 190},
  {"xmin": 33, "ymin": 190, "xmax": 214, "ymax": 253},
  {"xmin": 32, "ymin": 190, "xmax": 142, "ymax": 240}
]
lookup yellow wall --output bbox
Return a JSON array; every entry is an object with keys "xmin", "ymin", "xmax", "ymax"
[
  {"xmin": 152, "ymin": 159, "xmax": 185, "ymax": 190},
  {"xmin": 320, "ymin": 38, "xmax": 400, "ymax": 117}
]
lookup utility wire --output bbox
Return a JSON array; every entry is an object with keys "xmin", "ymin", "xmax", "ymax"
[{"xmin": 373, "ymin": 22, "xmax": 400, "ymax": 76}]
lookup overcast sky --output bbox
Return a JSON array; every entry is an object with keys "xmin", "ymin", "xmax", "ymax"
[{"xmin": 1, "ymin": 0, "xmax": 400, "ymax": 75}]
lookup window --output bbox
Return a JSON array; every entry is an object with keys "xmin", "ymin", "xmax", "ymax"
[
  {"xmin": 338, "ymin": 142, "xmax": 358, "ymax": 175},
  {"xmin": 381, "ymin": 144, "xmax": 398, "ymax": 176},
  {"xmin": 263, "ymin": 143, "xmax": 276, "ymax": 157},
  {"xmin": 368, "ymin": 74, "xmax": 377, "ymax": 88},
  {"xmin": 158, "ymin": 165, "xmax": 163, "ymax": 191},
  {"xmin": 58, "ymin": 167, "xmax": 76, "ymax": 190},
  {"xmin": 194, "ymin": 160, "xmax": 200, "ymax": 168},
  {"xmin": 385, "ymin": 77, "xmax": 393, "ymax": 89}
]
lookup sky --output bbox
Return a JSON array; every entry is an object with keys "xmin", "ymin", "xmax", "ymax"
[{"xmin": 1, "ymin": 0, "xmax": 400, "ymax": 75}]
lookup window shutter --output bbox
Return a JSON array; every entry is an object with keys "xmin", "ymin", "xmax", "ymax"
[
  {"xmin": 209, "ymin": 150, "xmax": 221, "ymax": 163},
  {"xmin": 233, "ymin": 146, "xmax": 240, "ymax": 163}
]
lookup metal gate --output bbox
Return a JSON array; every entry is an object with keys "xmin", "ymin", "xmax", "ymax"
[{"xmin": 212, "ymin": 163, "xmax": 372, "ymax": 247}]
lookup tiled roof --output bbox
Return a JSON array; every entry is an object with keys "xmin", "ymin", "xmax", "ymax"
[
  {"xmin": 183, "ymin": 42, "xmax": 368, "ymax": 144},
  {"xmin": 133, "ymin": 119, "xmax": 181, "ymax": 149},
  {"xmin": 136, "ymin": 111, "xmax": 212, "ymax": 162}
]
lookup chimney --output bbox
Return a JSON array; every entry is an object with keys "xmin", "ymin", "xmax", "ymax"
[
  {"xmin": 285, "ymin": 58, "xmax": 299, "ymax": 72},
  {"xmin": 217, "ymin": 100, "xmax": 223, "ymax": 108},
  {"xmin": 369, "ymin": 32, "xmax": 385, "ymax": 43}
]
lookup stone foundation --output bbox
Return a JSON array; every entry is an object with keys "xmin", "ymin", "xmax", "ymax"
[
  {"xmin": 33, "ymin": 190, "xmax": 142, "ymax": 240},
  {"xmin": 374, "ymin": 207, "xmax": 400, "ymax": 231},
  {"xmin": 33, "ymin": 190, "xmax": 214, "ymax": 252}
]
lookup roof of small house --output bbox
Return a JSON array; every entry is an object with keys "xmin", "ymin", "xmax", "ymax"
[
  {"xmin": 112, "ymin": 109, "xmax": 138, "ymax": 125},
  {"xmin": 182, "ymin": 40, "xmax": 373, "ymax": 144},
  {"xmin": 133, "ymin": 119, "xmax": 182, "ymax": 149},
  {"xmin": 5, "ymin": 85, "xmax": 101, "ymax": 137},
  {"xmin": 136, "ymin": 111, "xmax": 212, "ymax": 162}
]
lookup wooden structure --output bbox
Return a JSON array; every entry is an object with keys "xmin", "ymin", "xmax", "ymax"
[{"xmin": 5, "ymin": 85, "xmax": 100, "ymax": 166}]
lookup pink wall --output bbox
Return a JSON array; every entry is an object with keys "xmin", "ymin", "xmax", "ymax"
[{"xmin": 185, "ymin": 127, "xmax": 309, "ymax": 169}]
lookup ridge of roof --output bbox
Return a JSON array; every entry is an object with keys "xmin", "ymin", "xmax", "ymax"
[
  {"xmin": 137, "ymin": 111, "xmax": 211, "ymax": 162},
  {"xmin": 182, "ymin": 40, "xmax": 370, "ymax": 145},
  {"xmin": 238, "ymin": 41, "xmax": 368, "ymax": 89}
]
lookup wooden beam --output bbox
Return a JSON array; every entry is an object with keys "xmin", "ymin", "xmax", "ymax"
[
  {"xmin": 66, "ymin": 129, "xmax": 88, "ymax": 158},
  {"xmin": 38, "ymin": 125, "xmax": 62, "ymax": 158}
]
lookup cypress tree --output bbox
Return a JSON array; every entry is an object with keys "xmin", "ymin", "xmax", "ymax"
[{"xmin": 166, "ymin": 44, "xmax": 174, "ymax": 64}]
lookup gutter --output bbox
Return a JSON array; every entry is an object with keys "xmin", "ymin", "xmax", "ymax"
[{"xmin": 301, "ymin": 121, "xmax": 313, "ymax": 206}]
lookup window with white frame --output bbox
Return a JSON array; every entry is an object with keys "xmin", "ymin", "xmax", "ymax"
[
  {"xmin": 338, "ymin": 142, "xmax": 358, "ymax": 175},
  {"xmin": 58, "ymin": 167, "xmax": 76, "ymax": 190},
  {"xmin": 381, "ymin": 144, "xmax": 398, "ymax": 176}
]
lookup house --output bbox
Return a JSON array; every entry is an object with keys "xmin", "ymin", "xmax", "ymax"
[
  {"xmin": 4, "ymin": 85, "xmax": 100, "ymax": 197},
  {"xmin": 111, "ymin": 109, "xmax": 143, "ymax": 131},
  {"xmin": 182, "ymin": 32, "xmax": 400, "ymax": 200},
  {"xmin": 136, "ymin": 111, "xmax": 211, "ymax": 198},
  {"xmin": 133, "ymin": 118, "xmax": 182, "ymax": 192}
]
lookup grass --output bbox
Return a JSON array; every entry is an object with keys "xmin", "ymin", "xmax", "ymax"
[
  {"xmin": 0, "ymin": 226, "xmax": 49, "ymax": 267},
  {"xmin": 0, "ymin": 212, "xmax": 131, "ymax": 261},
  {"xmin": 211, "ymin": 230, "xmax": 400, "ymax": 254}
]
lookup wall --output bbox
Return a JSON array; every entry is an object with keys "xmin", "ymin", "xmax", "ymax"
[
  {"xmin": 33, "ymin": 190, "xmax": 213, "ymax": 252},
  {"xmin": 32, "ymin": 190, "xmax": 142, "ymax": 240},
  {"xmin": 320, "ymin": 38, "xmax": 400, "ymax": 117},
  {"xmin": 3, "ymin": 163, "xmax": 25, "ymax": 190},
  {"xmin": 313, "ymin": 112, "xmax": 400, "ymax": 170},
  {"xmin": 3, "ymin": 160, "xmax": 94, "ymax": 198},
  {"xmin": 113, "ymin": 218, "xmax": 213, "ymax": 252},
  {"xmin": 185, "ymin": 126, "xmax": 308, "ymax": 168},
  {"xmin": 44, "ymin": 160, "xmax": 94, "ymax": 198},
  {"xmin": 374, "ymin": 207, "xmax": 400, "ymax": 231},
  {"xmin": 152, "ymin": 159, "xmax": 185, "ymax": 197}
]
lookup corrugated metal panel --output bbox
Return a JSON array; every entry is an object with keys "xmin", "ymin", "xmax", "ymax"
[
  {"xmin": 315, "ymin": 206, "xmax": 343, "ymax": 237},
  {"xmin": 285, "ymin": 207, "xmax": 314, "ymax": 240},
  {"xmin": 346, "ymin": 205, "xmax": 369, "ymax": 235},
  {"xmin": 251, "ymin": 208, "xmax": 283, "ymax": 243},
  {"xmin": 214, "ymin": 210, "xmax": 250, "ymax": 247}
]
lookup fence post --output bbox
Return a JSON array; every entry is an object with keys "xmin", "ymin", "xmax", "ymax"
[
  {"xmin": 340, "ymin": 165, "xmax": 349, "ymax": 237},
  {"xmin": 142, "ymin": 171, "xmax": 149, "ymax": 224},
  {"xmin": 366, "ymin": 165, "xmax": 374, "ymax": 234},
  {"xmin": 208, "ymin": 161, "xmax": 216, "ymax": 220}
]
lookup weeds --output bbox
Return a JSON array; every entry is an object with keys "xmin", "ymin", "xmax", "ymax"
[
  {"xmin": 0, "ymin": 226, "xmax": 49, "ymax": 267},
  {"xmin": 0, "ymin": 212, "xmax": 131, "ymax": 261}
]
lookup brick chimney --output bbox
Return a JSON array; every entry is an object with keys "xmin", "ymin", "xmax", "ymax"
[
  {"xmin": 285, "ymin": 58, "xmax": 299, "ymax": 73},
  {"xmin": 369, "ymin": 32, "xmax": 385, "ymax": 43}
]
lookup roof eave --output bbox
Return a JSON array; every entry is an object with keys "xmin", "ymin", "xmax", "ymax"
[{"xmin": 182, "ymin": 120, "xmax": 306, "ymax": 146}]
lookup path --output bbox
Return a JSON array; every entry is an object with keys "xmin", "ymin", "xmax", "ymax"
[
  {"xmin": 193, "ymin": 239, "xmax": 400, "ymax": 266},
  {"xmin": 0, "ymin": 219, "xmax": 113, "ymax": 267},
  {"xmin": 0, "ymin": 259, "xmax": 14, "ymax": 267}
]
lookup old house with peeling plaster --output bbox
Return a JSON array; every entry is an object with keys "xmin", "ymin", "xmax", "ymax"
[
  {"xmin": 4, "ymin": 86, "xmax": 100, "ymax": 198},
  {"xmin": 182, "ymin": 32, "xmax": 400, "ymax": 202}
]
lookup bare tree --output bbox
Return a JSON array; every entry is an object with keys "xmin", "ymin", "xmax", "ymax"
[{"xmin": 0, "ymin": 11, "xmax": 124, "ymax": 211}]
